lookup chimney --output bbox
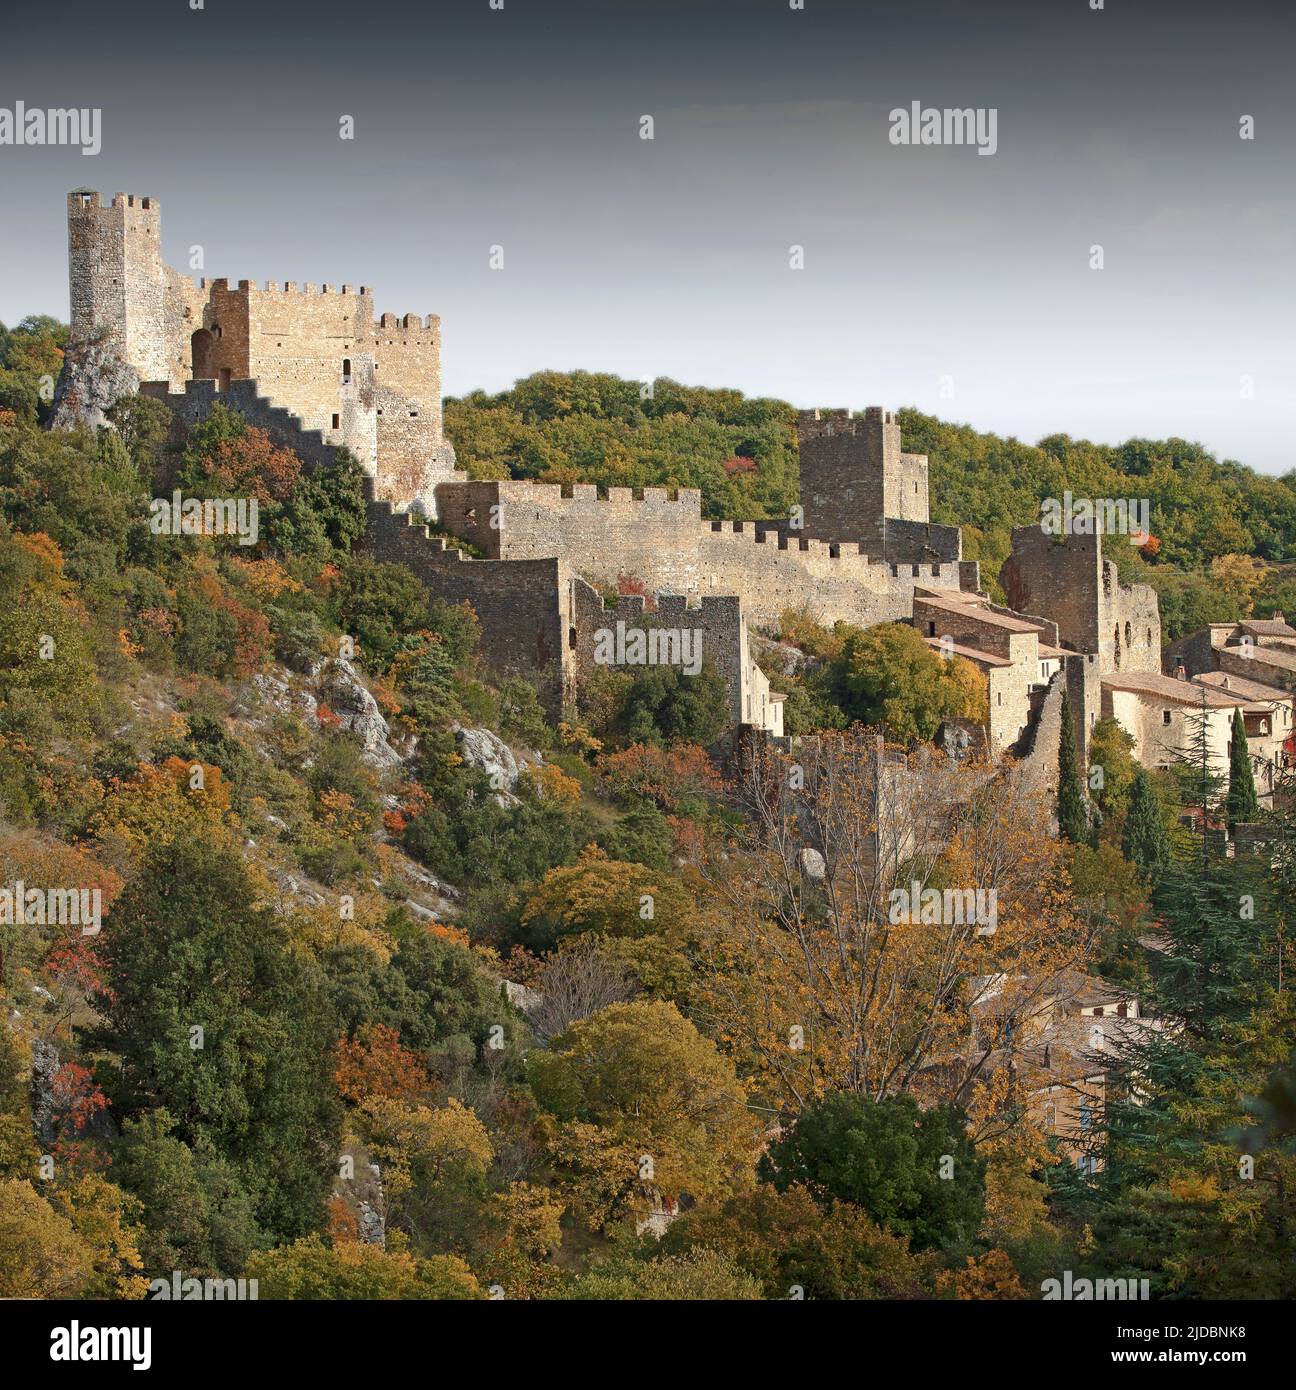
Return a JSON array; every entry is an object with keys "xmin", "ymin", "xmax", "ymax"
[{"xmin": 1174, "ymin": 662, "xmax": 1187, "ymax": 681}]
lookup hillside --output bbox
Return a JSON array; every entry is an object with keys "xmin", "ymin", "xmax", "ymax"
[{"xmin": 1, "ymin": 321, "xmax": 1293, "ymax": 1303}]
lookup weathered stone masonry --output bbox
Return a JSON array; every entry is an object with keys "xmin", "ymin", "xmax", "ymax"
[
  {"xmin": 62, "ymin": 190, "xmax": 460, "ymax": 510},
  {"xmin": 62, "ymin": 189, "xmax": 1171, "ymax": 760}
]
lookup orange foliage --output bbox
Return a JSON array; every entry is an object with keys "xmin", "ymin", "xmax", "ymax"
[
  {"xmin": 425, "ymin": 921, "xmax": 470, "ymax": 948},
  {"xmin": 225, "ymin": 555, "xmax": 302, "ymax": 600},
  {"xmin": 520, "ymin": 762, "xmax": 582, "ymax": 810},
  {"xmin": 206, "ymin": 426, "xmax": 302, "ymax": 504},
  {"xmin": 89, "ymin": 758, "xmax": 234, "ymax": 860},
  {"xmin": 13, "ymin": 530, "xmax": 65, "ymax": 578},
  {"xmin": 333, "ymin": 1024, "xmax": 429, "ymax": 1106},
  {"xmin": 326, "ymin": 1197, "xmax": 361, "ymax": 1244},
  {"xmin": 598, "ymin": 741, "xmax": 720, "ymax": 810}
]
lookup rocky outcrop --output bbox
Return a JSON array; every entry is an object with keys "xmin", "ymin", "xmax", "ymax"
[
  {"xmin": 454, "ymin": 725, "xmax": 521, "ymax": 805},
  {"xmin": 30, "ymin": 1037, "xmax": 59, "ymax": 1148},
  {"xmin": 246, "ymin": 668, "xmax": 318, "ymax": 725},
  {"xmin": 316, "ymin": 657, "xmax": 405, "ymax": 770},
  {"xmin": 241, "ymin": 660, "xmax": 406, "ymax": 772},
  {"xmin": 48, "ymin": 337, "xmax": 139, "ymax": 433}
]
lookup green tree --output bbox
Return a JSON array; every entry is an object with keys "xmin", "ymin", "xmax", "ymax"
[
  {"xmin": 759, "ymin": 1091, "xmax": 985, "ymax": 1252},
  {"xmin": 616, "ymin": 662, "xmax": 730, "ymax": 748},
  {"xmin": 660, "ymin": 1183, "xmax": 936, "ymax": 1299},
  {"xmin": 1056, "ymin": 687, "xmax": 1090, "ymax": 844},
  {"xmin": 826, "ymin": 621, "xmax": 986, "ymax": 744},
  {"xmin": 1122, "ymin": 767, "xmax": 1169, "ymax": 880},
  {"xmin": 91, "ymin": 829, "xmax": 341, "ymax": 1240},
  {"xmin": 1087, "ymin": 717, "xmax": 1139, "ymax": 830},
  {"xmin": 1225, "ymin": 707, "xmax": 1259, "ymax": 829},
  {"xmin": 111, "ymin": 1110, "xmax": 262, "ymax": 1277}
]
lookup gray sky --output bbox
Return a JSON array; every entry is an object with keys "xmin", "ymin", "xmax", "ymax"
[{"xmin": 2, "ymin": 0, "xmax": 1292, "ymax": 471}]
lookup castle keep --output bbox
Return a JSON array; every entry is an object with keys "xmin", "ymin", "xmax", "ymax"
[
  {"xmin": 59, "ymin": 189, "xmax": 1176, "ymax": 780},
  {"xmin": 63, "ymin": 190, "xmax": 459, "ymax": 510}
]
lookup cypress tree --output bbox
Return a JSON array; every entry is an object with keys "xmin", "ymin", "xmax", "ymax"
[
  {"xmin": 1057, "ymin": 686, "xmax": 1089, "ymax": 843},
  {"xmin": 1225, "ymin": 707, "xmax": 1259, "ymax": 829},
  {"xmin": 1122, "ymin": 766, "xmax": 1169, "ymax": 880}
]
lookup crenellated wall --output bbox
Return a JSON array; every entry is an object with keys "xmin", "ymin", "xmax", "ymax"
[
  {"xmin": 363, "ymin": 501, "xmax": 573, "ymax": 715},
  {"xmin": 64, "ymin": 190, "xmax": 454, "ymax": 513},
  {"xmin": 430, "ymin": 478, "xmax": 973, "ymax": 633}
]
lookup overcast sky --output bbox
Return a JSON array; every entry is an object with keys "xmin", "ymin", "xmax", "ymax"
[{"xmin": 2, "ymin": 0, "xmax": 1292, "ymax": 472}]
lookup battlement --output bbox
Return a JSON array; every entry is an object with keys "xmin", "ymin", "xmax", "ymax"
[
  {"xmin": 489, "ymin": 478, "xmax": 701, "ymax": 510},
  {"xmin": 796, "ymin": 405, "xmax": 897, "ymax": 441},
  {"xmin": 253, "ymin": 280, "xmax": 371, "ymax": 296},
  {"xmin": 587, "ymin": 588, "xmax": 741, "ymax": 622},
  {"xmin": 68, "ymin": 190, "xmax": 159, "ymax": 216},
  {"xmin": 708, "ymin": 520, "xmax": 869, "ymax": 559},
  {"xmin": 373, "ymin": 312, "xmax": 441, "ymax": 341}
]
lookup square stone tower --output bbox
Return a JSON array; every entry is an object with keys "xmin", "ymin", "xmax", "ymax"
[{"xmin": 797, "ymin": 407, "xmax": 931, "ymax": 550}]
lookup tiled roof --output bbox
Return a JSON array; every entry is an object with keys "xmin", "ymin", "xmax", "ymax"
[
  {"xmin": 1195, "ymin": 670, "xmax": 1293, "ymax": 703},
  {"xmin": 913, "ymin": 592, "xmax": 1042, "ymax": 633},
  {"xmin": 923, "ymin": 636, "xmax": 1012, "ymax": 668},
  {"xmin": 1103, "ymin": 671, "xmax": 1244, "ymax": 707}
]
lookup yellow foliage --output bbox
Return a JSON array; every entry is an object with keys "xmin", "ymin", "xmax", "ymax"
[
  {"xmin": 48, "ymin": 1174, "xmax": 149, "ymax": 1300},
  {"xmin": 360, "ymin": 1096, "xmax": 493, "ymax": 1200},
  {"xmin": 0, "ymin": 1179, "xmax": 94, "ymax": 1298},
  {"xmin": 89, "ymin": 758, "xmax": 236, "ymax": 864},
  {"xmin": 519, "ymin": 762, "xmax": 583, "ymax": 810}
]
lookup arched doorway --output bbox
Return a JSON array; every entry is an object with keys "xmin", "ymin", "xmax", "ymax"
[{"xmin": 191, "ymin": 328, "xmax": 216, "ymax": 380}]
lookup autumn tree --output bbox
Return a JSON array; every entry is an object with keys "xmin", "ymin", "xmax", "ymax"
[
  {"xmin": 333, "ymin": 1024, "xmax": 428, "ymax": 1106},
  {"xmin": 546, "ymin": 1246, "xmax": 763, "ymax": 1301},
  {"xmin": 0, "ymin": 1179, "xmax": 95, "ymax": 1298},
  {"xmin": 526, "ymin": 938, "xmax": 638, "ymax": 1043},
  {"xmin": 529, "ymin": 1000, "xmax": 761, "ymax": 1217},
  {"xmin": 359, "ymin": 1096, "xmax": 493, "ymax": 1255},
  {"xmin": 246, "ymin": 1234, "xmax": 485, "ymax": 1300},
  {"xmin": 690, "ymin": 728, "xmax": 1093, "ymax": 1124}
]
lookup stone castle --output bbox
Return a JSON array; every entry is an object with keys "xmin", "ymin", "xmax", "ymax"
[
  {"xmin": 57, "ymin": 189, "xmax": 1204, "ymax": 788},
  {"xmin": 60, "ymin": 190, "xmax": 459, "ymax": 511}
]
